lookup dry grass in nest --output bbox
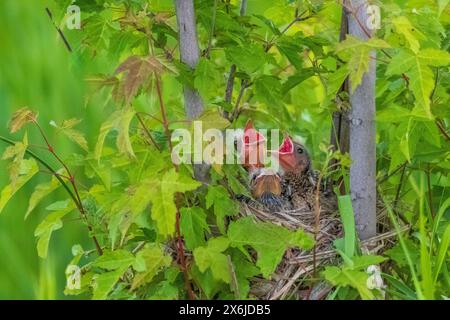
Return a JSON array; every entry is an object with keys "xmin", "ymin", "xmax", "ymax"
[{"xmin": 239, "ymin": 199, "xmax": 410, "ymax": 300}]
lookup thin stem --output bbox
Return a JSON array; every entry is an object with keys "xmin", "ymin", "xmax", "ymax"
[
  {"xmin": 136, "ymin": 111, "xmax": 163, "ymax": 125},
  {"xmin": 155, "ymin": 76, "xmax": 173, "ymax": 153},
  {"xmin": 0, "ymin": 136, "xmax": 77, "ymax": 205},
  {"xmin": 135, "ymin": 113, "xmax": 161, "ymax": 151},
  {"xmin": 33, "ymin": 121, "xmax": 103, "ymax": 255},
  {"xmin": 45, "ymin": 8, "xmax": 72, "ymax": 53},
  {"xmin": 436, "ymin": 119, "xmax": 450, "ymax": 142},
  {"xmin": 265, "ymin": 13, "xmax": 313, "ymax": 51}
]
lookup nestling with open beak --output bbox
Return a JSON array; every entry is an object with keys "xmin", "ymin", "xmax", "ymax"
[
  {"xmin": 239, "ymin": 121, "xmax": 284, "ymax": 211},
  {"xmin": 276, "ymin": 136, "xmax": 318, "ymax": 211}
]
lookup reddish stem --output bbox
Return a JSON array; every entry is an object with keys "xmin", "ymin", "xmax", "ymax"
[{"xmin": 32, "ymin": 120, "xmax": 103, "ymax": 256}]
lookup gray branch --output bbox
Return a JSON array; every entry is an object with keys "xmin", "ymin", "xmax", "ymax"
[
  {"xmin": 347, "ymin": 0, "xmax": 377, "ymax": 240},
  {"xmin": 175, "ymin": 0, "xmax": 204, "ymax": 120}
]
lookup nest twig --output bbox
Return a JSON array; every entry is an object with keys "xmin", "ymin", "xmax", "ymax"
[{"xmin": 239, "ymin": 198, "xmax": 409, "ymax": 300}]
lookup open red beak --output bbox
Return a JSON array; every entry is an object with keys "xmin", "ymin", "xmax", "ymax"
[
  {"xmin": 276, "ymin": 136, "xmax": 297, "ymax": 171},
  {"xmin": 241, "ymin": 121, "xmax": 266, "ymax": 168}
]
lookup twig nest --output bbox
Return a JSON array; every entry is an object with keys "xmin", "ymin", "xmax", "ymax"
[{"xmin": 239, "ymin": 197, "xmax": 405, "ymax": 300}]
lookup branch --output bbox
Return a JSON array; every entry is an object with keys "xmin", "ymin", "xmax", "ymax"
[
  {"xmin": 45, "ymin": 8, "xmax": 73, "ymax": 53},
  {"xmin": 135, "ymin": 113, "xmax": 161, "ymax": 151},
  {"xmin": 436, "ymin": 119, "xmax": 450, "ymax": 142}
]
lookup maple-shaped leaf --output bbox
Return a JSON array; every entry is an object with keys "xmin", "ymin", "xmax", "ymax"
[
  {"xmin": 131, "ymin": 244, "xmax": 172, "ymax": 290},
  {"xmin": 206, "ymin": 185, "xmax": 239, "ymax": 234},
  {"xmin": 95, "ymin": 108, "xmax": 136, "ymax": 160},
  {"xmin": 193, "ymin": 237, "xmax": 231, "ymax": 284},
  {"xmin": 335, "ymin": 36, "xmax": 390, "ymax": 92},
  {"xmin": 2, "ymin": 133, "xmax": 28, "ymax": 190},
  {"xmin": 391, "ymin": 16, "xmax": 425, "ymax": 54},
  {"xmin": 229, "ymin": 249, "xmax": 260, "ymax": 299},
  {"xmin": 0, "ymin": 159, "xmax": 39, "ymax": 215},
  {"xmin": 83, "ymin": 13, "xmax": 120, "ymax": 52},
  {"xmin": 386, "ymin": 48, "xmax": 450, "ymax": 117},
  {"xmin": 322, "ymin": 255, "xmax": 386, "ymax": 300},
  {"xmin": 114, "ymin": 55, "xmax": 165, "ymax": 105},
  {"xmin": 25, "ymin": 175, "xmax": 61, "ymax": 220},
  {"xmin": 228, "ymin": 217, "xmax": 314, "ymax": 278},
  {"xmin": 180, "ymin": 206, "xmax": 210, "ymax": 250},
  {"xmin": 8, "ymin": 108, "xmax": 38, "ymax": 133},
  {"xmin": 149, "ymin": 169, "xmax": 201, "ymax": 237},
  {"xmin": 34, "ymin": 200, "xmax": 75, "ymax": 258},
  {"xmin": 92, "ymin": 250, "xmax": 135, "ymax": 300},
  {"xmin": 51, "ymin": 118, "xmax": 89, "ymax": 151}
]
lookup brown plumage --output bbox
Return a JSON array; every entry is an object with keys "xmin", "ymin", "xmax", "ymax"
[
  {"xmin": 238, "ymin": 122, "xmax": 284, "ymax": 211},
  {"xmin": 249, "ymin": 168, "xmax": 283, "ymax": 211},
  {"xmin": 276, "ymin": 136, "xmax": 321, "ymax": 211}
]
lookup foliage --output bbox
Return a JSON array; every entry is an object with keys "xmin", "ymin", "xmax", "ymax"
[{"xmin": 0, "ymin": 0, "xmax": 449, "ymax": 300}]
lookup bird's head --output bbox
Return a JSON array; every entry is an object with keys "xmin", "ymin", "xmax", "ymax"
[
  {"xmin": 240, "ymin": 121, "xmax": 266, "ymax": 169},
  {"xmin": 249, "ymin": 167, "xmax": 282, "ymax": 199},
  {"xmin": 276, "ymin": 136, "xmax": 311, "ymax": 174}
]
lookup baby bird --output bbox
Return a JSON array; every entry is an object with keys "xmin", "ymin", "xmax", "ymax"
[
  {"xmin": 239, "ymin": 121, "xmax": 283, "ymax": 211},
  {"xmin": 276, "ymin": 136, "xmax": 318, "ymax": 211},
  {"xmin": 249, "ymin": 167, "xmax": 283, "ymax": 211}
]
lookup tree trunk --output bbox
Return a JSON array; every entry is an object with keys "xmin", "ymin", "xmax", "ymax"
[
  {"xmin": 347, "ymin": 0, "xmax": 377, "ymax": 240},
  {"xmin": 175, "ymin": 0, "xmax": 204, "ymax": 120}
]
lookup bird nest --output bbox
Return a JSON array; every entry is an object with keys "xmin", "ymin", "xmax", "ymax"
[{"xmin": 238, "ymin": 199, "xmax": 409, "ymax": 300}]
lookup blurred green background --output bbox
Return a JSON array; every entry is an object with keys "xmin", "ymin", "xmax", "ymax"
[{"xmin": 0, "ymin": 0, "xmax": 105, "ymax": 299}]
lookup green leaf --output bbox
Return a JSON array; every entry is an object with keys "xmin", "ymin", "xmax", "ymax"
[
  {"xmin": 195, "ymin": 110, "xmax": 230, "ymax": 131},
  {"xmin": 386, "ymin": 48, "xmax": 450, "ymax": 117},
  {"xmin": 337, "ymin": 195, "xmax": 356, "ymax": 258},
  {"xmin": 230, "ymin": 249, "xmax": 260, "ymax": 299},
  {"xmin": 253, "ymin": 14, "xmax": 281, "ymax": 35},
  {"xmin": 51, "ymin": 118, "xmax": 88, "ymax": 151},
  {"xmin": 322, "ymin": 255, "xmax": 385, "ymax": 300},
  {"xmin": 205, "ymin": 185, "xmax": 239, "ymax": 233},
  {"xmin": 335, "ymin": 36, "xmax": 390, "ymax": 92},
  {"xmin": 386, "ymin": 238, "xmax": 421, "ymax": 268},
  {"xmin": 91, "ymin": 249, "xmax": 135, "ymax": 300},
  {"xmin": 276, "ymin": 36, "xmax": 304, "ymax": 70},
  {"xmin": 94, "ymin": 250, "xmax": 135, "ymax": 271},
  {"xmin": 228, "ymin": 217, "xmax": 314, "ymax": 278},
  {"xmin": 180, "ymin": 207, "xmax": 210, "ymax": 250},
  {"xmin": 225, "ymin": 44, "xmax": 267, "ymax": 74},
  {"xmin": 0, "ymin": 159, "xmax": 39, "ymax": 214},
  {"xmin": 149, "ymin": 169, "xmax": 201, "ymax": 237},
  {"xmin": 95, "ymin": 108, "xmax": 136, "ymax": 161},
  {"xmin": 131, "ymin": 244, "xmax": 172, "ymax": 290},
  {"xmin": 34, "ymin": 202, "xmax": 75, "ymax": 258},
  {"xmin": 2, "ymin": 133, "xmax": 28, "ymax": 190},
  {"xmin": 255, "ymin": 75, "xmax": 283, "ymax": 107},
  {"xmin": 434, "ymin": 224, "xmax": 450, "ymax": 284},
  {"xmin": 392, "ymin": 16, "xmax": 425, "ymax": 53},
  {"xmin": 83, "ymin": 12, "xmax": 120, "ymax": 52},
  {"xmin": 25, "ymin": 176, "xmax": 61, "ymax": 219},
  {"xmin": 191, "ymin": 265, "xmax": 225, "ymax": 299},
  {"xmin": 92, "ymin": 266, "xmax": 129, "ymax": 300},
  {"xmin": 194, "ymin": 58, "xmax": 222, "ymax": 99},
  {"xmin": 322, "ymin": 266, "xmax": 374, "ymax": 300},
  {"xmin": 193, "ymin": 237, "xmax": 231, "ymax": 284}
]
